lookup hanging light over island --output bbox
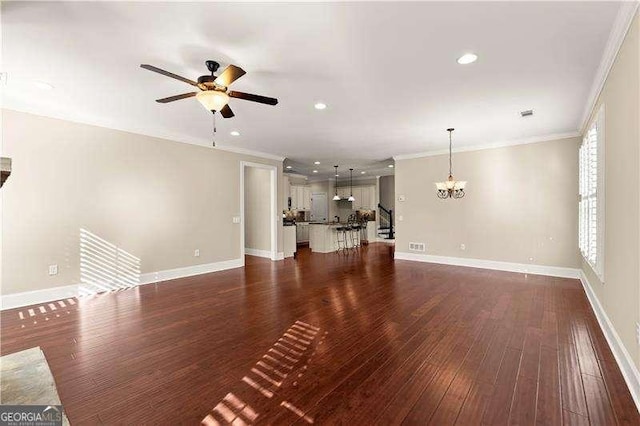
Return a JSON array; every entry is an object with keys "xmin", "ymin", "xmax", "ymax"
[
  {"xmin": 332, "ymin": 165, "xmax": 341, "ymax": 200},
  {"xmin": 348, "ymin": 168, "xmax": 355, "ymax": 202}
]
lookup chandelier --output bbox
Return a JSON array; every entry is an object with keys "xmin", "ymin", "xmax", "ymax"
[{"xmin": 435, "ymin": 128, "xmax": 467, "ymax": 199}]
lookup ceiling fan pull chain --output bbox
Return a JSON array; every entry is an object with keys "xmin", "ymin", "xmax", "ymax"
[{"xmin": 212, "ymin": 112, "xmax": 217, "ymax": 147}]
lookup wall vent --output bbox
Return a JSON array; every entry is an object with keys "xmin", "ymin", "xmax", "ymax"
[
  {"xmin": 409, "ymin": 242, "xmax": 425, "ymax": 252},
  {"xmin": 520, "ymin": 109, "xmax": 534, "ymax": 117}
]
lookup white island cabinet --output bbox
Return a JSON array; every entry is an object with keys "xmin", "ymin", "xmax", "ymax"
[{"xmin": 309, "ymin": 224, "xmax": 337, "ymax": 253}]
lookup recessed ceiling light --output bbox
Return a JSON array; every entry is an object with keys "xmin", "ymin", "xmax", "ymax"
[
  {"xmin": 313, "ymin": 170, "xmax": 318, "ymax": 173},
  {"xmin": 388, "ymin": 164, "xmax": 394, "ymax": 168},
  {"xmin": 314, "ymin": 161, "xmax": 320, "ymax": 165},
  {"xmin": 286, "ymin": 165, "xmax": 292, "ymax": 169},
  {"xmin": 34, "ymin": 81, "xmax": 54, "ymax": 90},
  {"xmin": 314, "ymin": 102, "xmax": 327, "ymax": 110},
  {"xmin": 230, "ymin": 131, "xmax": 240, "ymax": 136},
  {"xmin": 457, "ymin": 53, "xmax": 478, "ymax": 65},
  {"xmin": 361, "ymin": 171, "xmax": 366, "ymax": 174}
]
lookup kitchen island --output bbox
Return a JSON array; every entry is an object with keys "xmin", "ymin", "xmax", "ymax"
[{"xmin": 308, "ymin": 221, "xmax": 375, "ymax": 253}]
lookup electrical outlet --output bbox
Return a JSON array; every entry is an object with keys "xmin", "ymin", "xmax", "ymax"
[
  {"xmin": 460, "ymin": 243, "xmax": 466, "ymax": 251},
  {"xmin": 232, "ymin": 216, "xmax": 241, "ymax": 224},
  {"xmin": 194, "ymin": 249, "xmax": 200, "ymax": 257},
  {"xmin": 48, "ymin": 264, "xmax": 58, "ymax": 276}
]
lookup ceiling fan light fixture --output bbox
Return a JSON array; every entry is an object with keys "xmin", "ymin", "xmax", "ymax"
[{"xmin": 196, "ymin": 90, "xmax": 230, "ymax": 111}]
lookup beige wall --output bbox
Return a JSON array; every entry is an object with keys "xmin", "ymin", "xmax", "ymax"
[
  {"xmin": 244, "ymin": 167, "xmax": 272, "ymax": 252},
  {"xmin": 1, "ymin": 110, "xmax": 283, "ymax": 295},
  {"xmin": 581, "ymin": 12, "xmax": 640, "ymax": 368},
  {"xmin": 395, "ymin": 137, "xmax": 580, "ymax": 268}
]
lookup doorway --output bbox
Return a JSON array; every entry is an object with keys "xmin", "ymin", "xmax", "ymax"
[
  {"xmin": 311, "ymin": 192, "xmax": 328, "ymax": 223},
  {"xmin": 240, "ymin": 161, "xmax": 277, "ymax": 261}
]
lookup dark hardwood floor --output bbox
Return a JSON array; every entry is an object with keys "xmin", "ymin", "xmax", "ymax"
[{"xmin": 1, "ymin": 244, "xmax": 638, "ymax": 425}]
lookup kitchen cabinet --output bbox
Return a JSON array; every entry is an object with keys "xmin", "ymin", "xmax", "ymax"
[
  {"xmin": 362, "ymin": 186, "xmax": 372, "ymax": 209},
  {"xmin": 303, "ymin": 187, "xmax": 311, "ymax": 210},
  {"xmin": 290, "ymin": 185, "xmax": 312, "ymax": 210},
  {"xmin": 296, "ymin": 223, "xmax": 309, "ymax": 242},
  {"xmin": 334, "ymin": 185, "xmax": 376, "ymax": 210}
]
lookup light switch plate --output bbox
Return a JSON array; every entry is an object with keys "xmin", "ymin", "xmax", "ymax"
[
  {"xmin": 232, "ymin": 216, "xmax": 241, "ymax": 224},
  {"xmin": 194, "ymin": 249, "xmax": 200, "ymax": 257},
  {"xmin": 48, "ymin": 264, "xmax": 58, "ymax": 276}
]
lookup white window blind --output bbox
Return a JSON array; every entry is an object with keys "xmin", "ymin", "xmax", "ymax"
[{"xmin": 579, "ymin": 107, "xmax": 604, "ymax": 279}]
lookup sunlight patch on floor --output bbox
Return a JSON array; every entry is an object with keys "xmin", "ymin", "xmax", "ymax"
[{"xmin": 201, "ymin": 320, "xmax": 327, "ymax": 425}]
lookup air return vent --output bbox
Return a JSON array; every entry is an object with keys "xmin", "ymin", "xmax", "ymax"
[
  {"xmin": 520, "ymin": 109, "xmax": 534, "ymax": 117},
  {"xmin": 409, "ymin": 242, "xmax": 425, "ymax": 252}
]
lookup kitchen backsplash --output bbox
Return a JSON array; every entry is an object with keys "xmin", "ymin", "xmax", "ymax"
[
  {"xmin": 356, "ymin": 210, "xmax": 376, "ymax": 222},
  {"xmin": 283, "ymin": 210, "xmax": 309, "ymax": 222}
]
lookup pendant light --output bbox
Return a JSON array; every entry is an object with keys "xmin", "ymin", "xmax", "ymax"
[
  {"xmin": 348, "ymin": 168, "xmax": 355, "ymax": 202},
  {"xmin": 332, "ymin": 166, "xmax": 341, "ymax": 200},
  {"xmin": 435, "ymin": 128, "xmax": 467, "ymax": 199}
]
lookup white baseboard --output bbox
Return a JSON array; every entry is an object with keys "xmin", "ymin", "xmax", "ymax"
[
  {"xmin": 579, "ymin": 270, "xmax": 640, "ymax": 411},
  {"xmin": 1, "ymin": 258, "xmax": 244, "ymax": 311},
  {"xmin": 0, "ymin": 284, "xmax": 79, "ymax": 311},
  {"xmin": 394, "ymin": 252, "xmax": 580, "ymax": 279},
  {"xmin": 245, "ymin": 248, "xmax": 284, "ymax": 261},
  {"xmin": 245, "ymin": 248, "xmax": 273, "ymax": 259},
  {"xmin": 138, "ymin": 258, "xmax": 243, "ymax": 285}
]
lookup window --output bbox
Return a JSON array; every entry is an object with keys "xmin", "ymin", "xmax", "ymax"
[{"xmin": 579, "ymin": 106, "xmax": 605, "ymax": 279}]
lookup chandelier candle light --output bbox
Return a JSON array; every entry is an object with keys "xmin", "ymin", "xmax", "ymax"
[
  {"xmin": 435, "ymin": 128, "xmax": 467, "ymax": 199},
  {"xmin": 333, "ymin": 166, "xmax": 341, "ymax": 201}
]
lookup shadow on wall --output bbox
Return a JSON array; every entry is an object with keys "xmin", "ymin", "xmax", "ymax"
[{"xmin": 79, "ymin": 228, "xmax": 141, "ymax": 296}]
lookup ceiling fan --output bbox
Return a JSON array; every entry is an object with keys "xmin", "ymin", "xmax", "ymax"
[{"xmin": 140, "ymin": 60, "xmax": 278, "ymax": 118}]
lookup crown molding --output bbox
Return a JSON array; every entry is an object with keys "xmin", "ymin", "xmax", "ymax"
[
  {"xmin": 579, "ymin": 1, "xmax": 639, "ymax": 132},
  {"xmin": 392, "ymin": 131, "xmax": 580, "ymax": 161},
  {"xmin": 3, "ymin": 106, "xmax": 285, "ymax": 162}
]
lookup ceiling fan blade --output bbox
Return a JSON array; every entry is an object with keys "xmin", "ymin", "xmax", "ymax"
[
  {"xmin": 214, "ymin": 65, "xmax": 246, "ymax": 87},
  {"xmin": 220, "ymin": 104, "xmax": 235, "ymax": 118},
  {"xmin": 155, "ymin": 92, "xmax": 198, "ymax": 103},
  {"xmin": 229, "ymin": 91, "xmax": 278, "ymax": 106},
  {"xmin": 140, "ymin": 64, "xmax": 199, "ymax": 87}
]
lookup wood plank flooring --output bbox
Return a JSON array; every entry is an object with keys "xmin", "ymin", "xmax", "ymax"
[{"xmin": 1, "ymin": 244, "xmax": 638, "ymax": 425}]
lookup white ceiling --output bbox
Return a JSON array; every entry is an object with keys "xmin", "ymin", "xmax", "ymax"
[{"xmin": 2, "ymin": 1, "xmax": 621, "ymax": 175}]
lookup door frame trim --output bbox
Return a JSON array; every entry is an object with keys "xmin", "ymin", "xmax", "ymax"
[{"xmin": 240, "ymin": 161, "xmax": 278, "ymax": 261}]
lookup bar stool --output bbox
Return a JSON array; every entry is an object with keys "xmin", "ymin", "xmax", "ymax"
[
  {"xmin": 347, "ymin": 215, "xmax": 360, "ymax": 249},
  {"xmin": 335, "ymin": 225, "xmax": 350, "ymax": 252},
  {"xmin": 350, "ymin": 223, "xmax": 361, "ymax": 248}
]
